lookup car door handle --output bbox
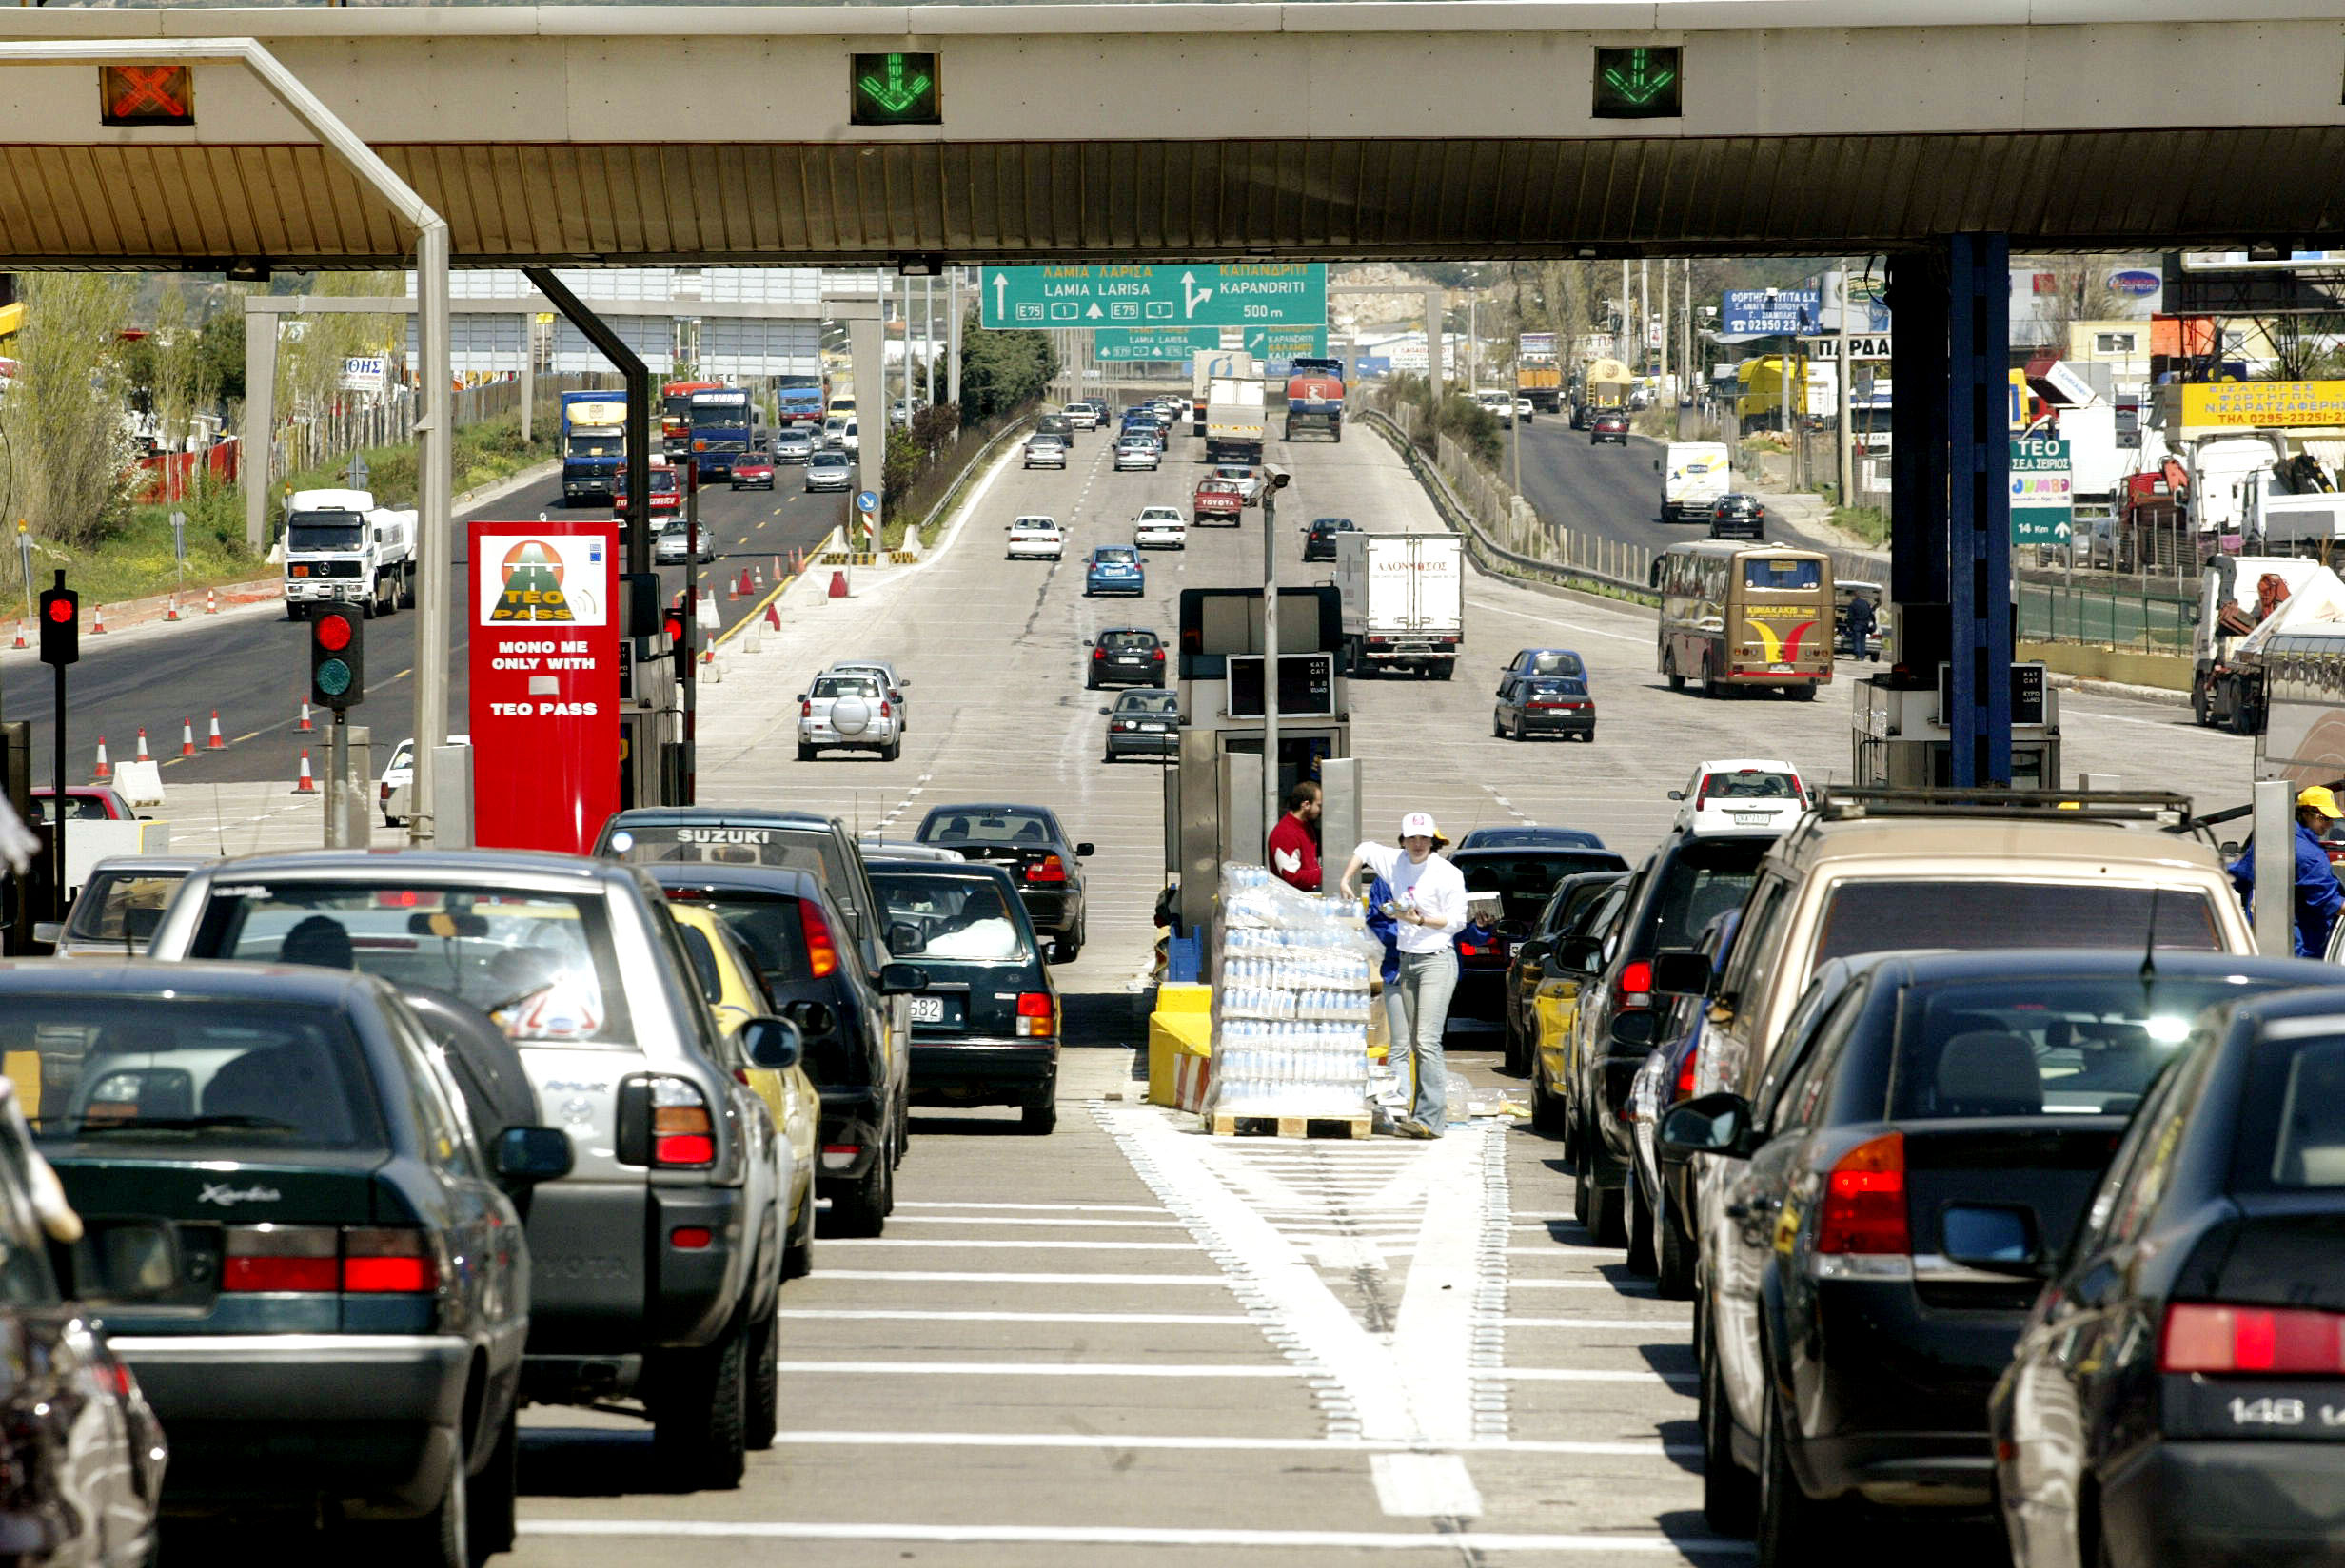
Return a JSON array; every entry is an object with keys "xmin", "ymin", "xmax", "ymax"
[{"xmin": 1724, "ymin": 1195, "xmax": 1781, "ymax": 1221}]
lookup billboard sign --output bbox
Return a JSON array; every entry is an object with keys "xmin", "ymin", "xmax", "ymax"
[
  {"xmin": 2176, "ymin": 381, "xmax": 2345, "ymax": 431},
  {"xmin": 2010, "ymin": 438, "xmax": 2073, "ymax": 544},
  {"xmin": 468, "ymin": 521, "xmax": 620, "ymax": 855},
  {"xmin": 1723, "ymin": 288, "xmax": 1822, "ymax": 336}
]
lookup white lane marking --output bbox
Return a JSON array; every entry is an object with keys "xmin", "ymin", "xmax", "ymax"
[
  {"xmin": 1506, "ymin": 1318, "xmax": 1692, "ymax": 1330},
  {"xmin": 808, "ymin": 1270, "xmax": 1230, "ymax": 1285},
  {"xmin": 1509, "ymin": 1278, "xmax": 1659, "ymax": 1291},
  {"xmin": 1370, "ymin": 1452, "xmax": 1485, "ymax": 1519},
  {"xmin": 522, "ymin": 1521, "xmax": 1749, "ymax": 1554},
  {"xmin": 894, "ymin": 1200, "xmax": 1167, "ymax": 1212},
  {"xmin": 817, "ymin": 1238, "xmax": 1202, "ymax": 1250},
  {"xmin": 757, "ymin": 1428, "xmax": 1698, "ymax": 1458},
  {"xmin": 774, "ymin": 1361, "xmax": 1302, "ymax": 1378},
  {"xmin": 772, "ymin": 1309, "xmax": 1253, "ymax": 1325},
  {"xmin": 1488, "ymin": 1368, "xmax": 1698, "ymax": 1387},
  {"xmin": 882, "ymin": 1215, "xmax": 1188, "ymax": 1228},
  {"xmin": 1392, "ymin": 1127, "xmax": 1497, "ymax": 1446}
]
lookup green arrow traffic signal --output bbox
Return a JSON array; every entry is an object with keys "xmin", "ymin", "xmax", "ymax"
[
  {"xmin": 851, "ymin": 51, "xmax": 941, "ymax": 126},
  {"xmin": 1592, "ymin": 46, "xmax": 1683, "ymax": 119}
]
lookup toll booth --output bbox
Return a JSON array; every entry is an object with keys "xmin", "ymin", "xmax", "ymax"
[
  {"xmin": 1164, "ymin": 586, "xmax": 1356, "ymax": 980},
  {"xmin": 1852, "ymin": 662, "xmax": 2061, "ymax": 789}
]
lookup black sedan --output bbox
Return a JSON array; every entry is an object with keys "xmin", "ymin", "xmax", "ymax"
[
  {"xmin": 1992, "ymin": 980, "xmax": 2345, "ymax": 1568},
  {"xmin": 1086, "ymin": 627, "xmax": 1167, "ymax": 690},
  {"xmin": 1101, "ymin": 688, "xmax": 1180, "ymax": 763},
  {"xmin": 916, "ymin": 804, "xmax": 1093, "ymax": 964},
  {"xmin": 1445, "ymin": 845, "xmax": 1629, "ymax": 1049},
  {"xmin": 869, "ymin": 861, "xmax": 1062, "ymax": 1134},
  {"xmin": 1709, "ymin": 493, "xmax": 1765, "ymax": 539},
  {"xmin": 1302, "ymin": 516, "xmax": 1357, "ymax": 562},
  {"xmin": 1666, "ymin": 950, "xmax": 2344, "ymax": 1557},
  {"xmin": 1492, "ymin": 674, "xmax": 1595, "ymax": 741},
  {"xmin": 1457, "ymin": 825, "xmax": 1607, "ymax": 853},
  {"xmin": 24, "ymin": 960, "xmax": 572, "ymax": 1558}
]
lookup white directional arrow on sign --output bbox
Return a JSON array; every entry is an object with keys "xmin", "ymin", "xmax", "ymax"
[
  {"xmin": 1181, "ymin": 271, "xmax": 1214, "ymax": 318},
  {"xmin": 992, "ymin": 271, "xmax": 1007, "ymax": 318},
  {"xmin": 1087, "ymin": 304, "xmax": 1103, "ymax": 320}
]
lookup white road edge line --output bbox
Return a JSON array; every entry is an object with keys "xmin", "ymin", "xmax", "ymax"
[
  {"xmin": 521, "ymin": 1521, "xmax": 1749, "ymax": 1554},
  {"xmin": 1370, "ymin": 1453, "xmax": 1485, "ymax": 1519},
  {"xmin": 771, "ymin": 1362, "xmax": 1302, "ymax": 1378}
]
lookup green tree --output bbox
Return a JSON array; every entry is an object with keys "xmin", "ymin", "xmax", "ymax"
[
  {"xmin": 957, "ymin": 314, "xmax": 1057, "ymax": 421},
  {"xmin": 5, "ymin": 273, "xmax": 138, "ymax": 548}
]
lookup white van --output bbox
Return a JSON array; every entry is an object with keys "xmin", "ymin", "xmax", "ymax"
[{"xmin": 1658, "ymin": 441, "xmax": 1730, "ymax": 525}]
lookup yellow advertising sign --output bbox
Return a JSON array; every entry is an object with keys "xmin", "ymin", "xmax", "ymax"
[{"xmin": 2175, "ymin": 381, "xmax": 2345, "ymax": 432}]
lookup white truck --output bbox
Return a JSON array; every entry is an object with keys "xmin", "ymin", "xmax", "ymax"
[
  {"xmin": 1657, "ymin": 441, "xmax": 1731, "ymax": 525},
  {"xmin": 283, "ymin": 488, "xmax": 416, "ymax": 620},
  {"xmin": 1192, "ymin": 350, "xmax": 1257, "ymax": 438},
  {"xmin": 1332, "ymin": 531, "xmax": 1463, "ymax": 679},
  {"xmin": 1205, "ymin": 378, "xmax": 1268, "ymax": 467}
]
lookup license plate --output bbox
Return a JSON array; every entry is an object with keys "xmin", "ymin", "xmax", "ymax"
[
  {"xmin": 1732, "ymin": 812, "xmax": 1769, "ymax": 825},
  {"xmin": 1142, "ymin": 722, "xmax": 1168, "ymax": 732},
  {"xmin": 909, "ymin": 996, "xmax": 946, "ymax": 1023},
  {"xmin": 1769, "ymin": 663, "xmax": 1793, "ymax": 674}
]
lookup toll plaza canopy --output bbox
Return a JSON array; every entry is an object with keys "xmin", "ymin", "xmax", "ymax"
[{"xmin": 0, "ymin": 1, "xmax": 2340, "ymax": 266}]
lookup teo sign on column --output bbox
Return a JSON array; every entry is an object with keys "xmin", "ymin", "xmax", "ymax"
[{"xmin": 469, "ymin": 521, "xmax": 619, "ymax": 854}]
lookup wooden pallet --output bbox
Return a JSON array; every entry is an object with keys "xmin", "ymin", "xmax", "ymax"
[{"xmin": 1208, "ymin": 1112, "xmax": 1373, "ymax": 1140}]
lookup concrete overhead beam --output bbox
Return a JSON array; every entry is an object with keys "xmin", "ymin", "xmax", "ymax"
[{"xmin": 245, "ymin": 295, "xmax": 825, "ymax": 321}]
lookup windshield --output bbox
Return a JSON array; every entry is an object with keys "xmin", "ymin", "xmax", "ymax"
[
  {"xmin": 563, "ymin": 435, "xmax": 619, "ymax": 460},
  {"xmin": 1814, "ymin": 881, "xmax": 2220, "ymax": 965},
  {"xmin": 65, "ymin": 872, "xmax": 187, "ymax": 945},
  {"xmin": 812, "ymin": 676, "xmax": 880, "ymax": 699},
  {"xmin": 287, "ymin": 519, "xmax": 364, "ymax": 553},
  {"xmin": 875, "ymin": 873, "xmax": 1034, "ymax": 962},
  {"xmin": 1099, "ymin": 631, "xmax": 1156, "ymax": 651},
  {"xmin": 1095, "ymin": 548, "xmax": 1136, "ymax": 563},
  {"xmin": 33, "ymin": 794, "xmax": 112, "ymax": 823},
  {"xmin": 188, "ymin": 883, "xmax": 635, "ymax": 1047},
  {"xmin": 13, "ymin": 996, "xmax": 383, "ymax": 1151},
  {"xmin": 1701, "ymin": 771, "xmax": 1801, "ymax": 802},
  {"xmin": 920, "ymin": 809, "xmax": 1056, "ymax": 847},
  {"xmin": 1457, "ymin": 853, "xmax": 1627, "ymax": 922},
  {"xmin": 1899, "ymin": 977, "xmax": 2258, "ymax": 1119},
  {"xmin": 1116, "ymin": 692, "xmax": 1179, "ymax": 715},
  {"xmin": 1744, "ymin": 558, "xmax": 1823, "ymax": 591}
]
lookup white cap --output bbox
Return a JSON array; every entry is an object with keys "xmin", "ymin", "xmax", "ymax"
[{"xmin": 1400, "ymin": 812, "xmax": 1443, "ymax": 840}]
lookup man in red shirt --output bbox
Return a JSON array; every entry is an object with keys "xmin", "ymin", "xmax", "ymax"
[{"xmin": 1269, "ymin": 781, "xmax": 1323, "ymax": 892}]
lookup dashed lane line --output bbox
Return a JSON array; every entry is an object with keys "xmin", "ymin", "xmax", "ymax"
[
  {"xmin": 895, "ymin": 1200, "xmax": 1167, "ymax": 1212},
  {"xmin": 773, "ymin": 1361, "xmax": 1303, "ymax": 1378}
]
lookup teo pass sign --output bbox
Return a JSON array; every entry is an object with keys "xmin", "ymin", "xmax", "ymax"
[
  {"xmin": 2010, "ymin": 438, "xmax": 2074, "ymax": 545},
  {"xmin": 469, "ymin": 521, "xmax": 618, "ymax": 855},
  {"xmin": 981, "ymin": 265, "xmax": 1326, "ymax": 330}
]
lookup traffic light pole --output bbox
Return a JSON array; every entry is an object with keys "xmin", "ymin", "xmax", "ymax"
[
  {"xmin": 682, "ymin": 456, "xmax": 700, "ymax": 806},
  {"xmin": 49, "ymin": 651, "xmax": 62, "ymax": 924}
]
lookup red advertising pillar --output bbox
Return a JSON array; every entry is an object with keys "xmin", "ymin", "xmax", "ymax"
[{"xmin": 468, "ymin": 520, "xmax": 620, "ymax": 854}]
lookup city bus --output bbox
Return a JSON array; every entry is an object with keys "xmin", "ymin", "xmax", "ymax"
[
  {"xmin": 687, "ymin": 386, "xmax": 755, "ymax": 479},
  {"xmin": 660, "ymin": 379, "xmax": 724, "ymax": 457},
  {"xmin": 1652, "ymin": 540, "xmax": 1834, "ymax": 699}
]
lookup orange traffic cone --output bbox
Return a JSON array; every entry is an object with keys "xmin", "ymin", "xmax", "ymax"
[
  {"xmin": 205, "ymin": 588, "xmax": 218, "ymax": 616},
  {"xmin": 297, "ymin": 700, "xmax": 314, "ymax": 733},
  {"xmin": 134, "ymin": 728, "xmax": 151, "ymax": 763},
  {"xmin": 292, "ymin": 750, "xmax": 317, "ymax": 794},
  {"xmin": 10, "ymin": 622, "xmax": 24, "ymax": 650},
  {"xmin": 206, "ymin": 710, "xmax": 226, "ymax": 750},
  {"xmin": 828, "ymin": 571, "xmax": 850, "ymax": 598},
  {"xmin": 91, "ymin": 736, "xmax": 110, "ymax": 783},
  {"xmin": 165, "ymin": 597, "xmax": 181, "ymax": 622},
  {"xmin": 179, "ymin": 718, "xmax": 196, "ymax": 758},
  {"xmin": 754, "ymin": 564, "xmax": 764, "ymax": 588},
  {"xmin": 90, "ymin": 603, "xmax": 107, "ymax": 635},
  {"xmin": 763, "ymin": 602, "xmax": 782, "ymax": 631}
]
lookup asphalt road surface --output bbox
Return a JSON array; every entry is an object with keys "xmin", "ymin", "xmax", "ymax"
[{"xmin": 0, "ymin": 462, "xmax": 848, "ymax": 786}]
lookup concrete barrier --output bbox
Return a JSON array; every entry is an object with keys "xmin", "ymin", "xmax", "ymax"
[{"xmin": 2015, "ymin": 639, "xmax": 2191, "ymax": 693}]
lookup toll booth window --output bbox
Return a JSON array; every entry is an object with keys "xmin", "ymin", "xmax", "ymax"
[{"xmin": 1744, "ymin": 559, "xmax": 1822, "ymax": 591}]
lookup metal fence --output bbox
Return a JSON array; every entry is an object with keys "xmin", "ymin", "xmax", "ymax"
[
  {"xmin": 267, "ymin": 372, "xmax": 597, "ymax": 480},
  {"xmin": 2016, "ymin": 582, "xmax": 2194, "ymax": 653}
]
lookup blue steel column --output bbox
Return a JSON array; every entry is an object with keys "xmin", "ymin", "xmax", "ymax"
[
  {"xmin": 1886, "ymin": 250, "xmax": 1949, "ymax": 623},
  {"xmin": 1945, "ymin": 234, "xmax": 2013, "ymax": 786}
]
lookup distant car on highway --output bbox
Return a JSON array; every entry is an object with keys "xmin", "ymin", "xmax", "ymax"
[
  {"xmin": 1515, "ymin": 396, "xmax": 1534, "ymax": 421},
  {"xmin": 1085, "ymin": 627, "xmax": 1166, "ymax": 690},
  {"xmin": 1084, "ymin": 545, "xmax": 1145, "ymax": 598},
  {"xmin": 1475, "ymin": 390, "xmax": 1515, "ymax": 429},
  {"xmin": 655, "ymin": 519, "xmax": 715, "ymax": 565},
  {"xmin": 1493, "ymin": 673, "xmax": 1596, "ymax": 742},
  {"xmin": 1590, "ymin": 412, "xmax": 1630, "ymax": 444},
  {"xmin": 1708, "ymin": 493, "xmax": 1764, "ymax": 539},
  {"xmin": 1100, "ymin": 688, "xmax": 1180, "ymax": 764},
  {"xmin": 871, "ymin": 860, "xmax": 1063, "ymax": 1133},
  {"xmin": 1211, "ymin": 465, "xmax": 1264, "ymax": 505},
  {"xmin": 1499, "ymin": 648, "xmax": 1587, "ymax": 684},
  {"xmin": 1134, "ymin": 507, "xmax": 1187, "ymax": 550},
  {"xmin": 730, "ymin": 451, "xmax": 775, "ymax": 490},
  {"xmin": 798, "ymin": 669, "xmax": 902, "ymax": 762},
  {"xmin": 1114, "ymin": 437, "xmax": 1161, "ymax": 471},
  {"xmin": 1023, "ymin": 434, "xmax": 1069, "ymax": 470},
  {"xmin": 1063, "ymin": 403, "xmax": 1098, "ymax": 432},
  {"xmin": 772, "ymin": 429, "xmax": 815, "ymax": 464},
  {"xmin": 828, "ymin": 658, "xmax": 912, "ymax": 731},
  {"xmin": 915, "ymin": 803, "xmax": 1094, "ymax": 963},
  {"xmin": 805, "ymin": 450, "xmax": 853, "ymax": 492},
  {"xmin": 1669, "ymin": 757, "xmax": 1808, "ymax": 837},
  {"xmin": 1006, "ymin": 516, "xmax": 1065, "ymax": 561},
  {"xmin": 1302, "ymin": 516, "xmax": 1358, "ymax": 562}
]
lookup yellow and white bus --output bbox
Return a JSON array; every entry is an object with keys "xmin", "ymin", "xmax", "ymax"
[{"xmin": 1653, "ymin": 540, "xmax": 1834, "ymax": 699}]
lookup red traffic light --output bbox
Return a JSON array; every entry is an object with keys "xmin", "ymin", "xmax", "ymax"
[
  {"xmin": 314, "ymin": 612, "xmax": 355, "ymax": 652},
  {"xmin": 663, "ymin": 615, "xmax": 685, "ymax": 642},
  {"xmin": 45, "ymin": 598, "xmax": 72, "ymax": 624}
]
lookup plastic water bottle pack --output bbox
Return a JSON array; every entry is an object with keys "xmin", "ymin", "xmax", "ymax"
[{"xmin": 1207, "ymin": 864, "xmax": 1381, "ymax": 1120}]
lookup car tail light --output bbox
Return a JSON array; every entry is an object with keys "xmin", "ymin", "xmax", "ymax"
[
  {"xmin": 820, "ymin": 1143, "xmax": 861, "ymax": 1170},
  {"xmin": 2161, "ymin": 1303, "xmax": 2345, "ymax": 1374},
  {"xmin": 799, "ymin": 699, "xmax": 812, "ymax": 717},
  {"xmin": 1027, "ymin": 854, "xmax": 1069, "ymax": 883},
  {"xmin": 1458, "ymin": 940, "xmax": 1484, "ymax": 956},
  {"xmin": 1617, "ymin": 959, "xmax": 1653, "ymax": 1011},
  {"xmin": 222, "ymin": 1225, "xmax": 338, "ymax": 1292},
  {"xmin": 1016, "ymin": 991, "xmax": 1057, "ymax": 1039},
  {"xmin": 1528, "ymin": 701, "xmax": 1559, "ymax": 712},
  {"xmin": 799, "ymin": 900, "xmax": 840, "ymax": 978},
  {"xmin": 1817, "ymin": 1133, "xmax": 1908, "ymax": 1256},
  {"xmin": 1152, "ymin": 648, "xmax": 1166, "ymax": 662},
  {"xmin": 649, "ymin": 1077, "xmax": 717, "ymax": 1166},
  {"xmin": 342, "ymin": 1228, "xmax": 438, "ymax": 1293},
  {"xmin": 1093, "ymin": 648, "xmax": 1106, "ymax": 661},
  {"xmin": 1674, "ymin": 1049, "xmax": 1698, "ymax": 1102},
  {"xmin": 670, "ymin": 1226, "xmax": 714, "ymax": 1251},
  {"xmin": 879, "ymin": 700, "xmax": 892, "ymax": 718}
]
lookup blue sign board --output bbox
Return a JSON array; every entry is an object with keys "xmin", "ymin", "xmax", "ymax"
[
  {"xmin": 1353, "ymin": 357, "xmax": 1392, "ymax": 377},
  {"xmin": 1723, "ymin": 288, "xmax": 1823, "ymax": 337}
]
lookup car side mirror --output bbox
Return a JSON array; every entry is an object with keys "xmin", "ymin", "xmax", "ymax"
[
  {"xmin": 1558, "ymin": 937, "xmax": 1602, "ymax": 972},
  {"xmin": 1660, "ymin": 1092, "xmax": 1753, "ymax": 1157},
  {"xmin": 879, "ymin": 963, "xmax": 929, "ymax": 994},
  {"xmin": 1941, "ymin": 1204, "xmax": 2049, "ymax": 1279},
  {"xmin": 1666, "ymin": 790, "xmax": 1685, "ymax": 801},
  {"xmin": 739, "ymin": 1015, "xmax": 805, "ymax": 1072},
  {"xmin": 1650, "ymin": 950, "xmax": 1713, "ymax": 998},
  {"xmin": 1609, "ymin": 1011, "xmax": 1657, "ymax": 1049},
  {"xmin": 1074, "ymin": 842, "xmax": 1095, "ymax": 858},
  {"xmin": 887, "ymin": 920, "xmax": 928, "ymax": 956},
  {"xmin": 31, "ymin": 921, "xmax": 60, "ymax": 946},
  {"xmin": 494, "ymin": 1126, "xmax": 577, "ymax": 1184}
]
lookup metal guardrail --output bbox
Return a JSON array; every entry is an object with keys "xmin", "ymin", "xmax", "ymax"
[
  {"xmin": 902, "ymin": 408, "xmax": 1039, "ymax": 545},
  {"xmin": 1359, "ymin": 409, "xmax": 1658, "ymax": 604}
]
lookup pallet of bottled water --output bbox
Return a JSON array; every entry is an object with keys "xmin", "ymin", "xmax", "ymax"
[{"xmin": 1207, "ymin": 865, "xmax": 1378, "ymax": 1135}]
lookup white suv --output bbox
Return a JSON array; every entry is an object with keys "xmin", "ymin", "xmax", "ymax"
[
  {"xmin": 1006, "ymin": 516, "xmax": 1064, "ymax": 560},
  {"xmin": 798, "ymin": 671, "xmax": 903, "ymax": 762},
  {"xmin": 1669, "ymin": 758, "xmax": 1809, "ymax": 837}
]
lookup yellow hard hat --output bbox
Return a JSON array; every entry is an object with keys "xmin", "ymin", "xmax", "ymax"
[{"xmin": 2298, "ymin": 786, "xmax": 2344, "ymax": 819}]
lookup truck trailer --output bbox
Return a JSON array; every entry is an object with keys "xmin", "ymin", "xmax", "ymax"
[
  {"xmin": 1206, "ymin": 379, "xmax": 1268, "ymax": 466},
  {"xmin": 1516, "ymin": 333, "xmax": 1562, "ymax": 416},
  {"xmin": 1333, "ymin": 532, "xmax": 1463, "ymax": 679}
]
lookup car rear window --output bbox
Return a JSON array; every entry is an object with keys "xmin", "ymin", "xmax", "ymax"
[
  {"xmin": 811, "ymin": 676, "xmax": 880, "ymax": 698},
  {"xmin": 1701, "ymin": 771, "xmax": 1801, "ymax": 802},
  {"xmin": 874, "ymin": 873, "xmax": 1035, "ymax": 963},
  {"xmin": 1640, "ymin": 837, "xmax": 1772, "ymax": 953},
  {"xmin": 1517, "ymin": 652, "xmax": 1585, "ymax": 677},
  {"xmin": 1812, "ymin": 881, "xmax": 2220, "ymax": 966},
  {"xmin": 1744, "ymin": 558, "xmax": 1822, "ymax": 591},
  {"xmin": 663, "ymin": 889, "xmax": 815, "ymax": 987},
  {"xmin": 1895, "ymin": 977, "xmax": 2255, "ymax": 1120},
  {"xmin": 65, "ymin": 871, "xmax": 187, "ymax": 944},
  {"xmin": 1095, "ymin": 548, "xmax": 1136, "ymax": 563},
  {"xmin": 187, "ymin": 884, "xmax": 635, "ymax": 1047},
  {"xmin": 1456, "ymin": 852, "xmax": 1628, "ymax": 922},
  {"xmin": 11, "ymin": 996, "xmax": 384, "ymax": 1151},
  {"xmin": 2231, "ymin": 1035, "xmax": 2345, "ymax": 1189},
  {"xmin": 920, "ymin": 809, "xmax": 1054, "ymax": 847},
  {"xmin": 1100, "ymin": 631, "xmax": 1156, "ymax": 651},
  {"xmin": 1117, "ymin": 692, "xmax": 1179, "ymax": 715}
]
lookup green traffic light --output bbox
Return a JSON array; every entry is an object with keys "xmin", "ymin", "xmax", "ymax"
[
  {"xmin": 316, "ymin": 659, "xmax": 352, "ymax": 697},
  {"xmin": 850, "ymin": 51, "xmax": 941, "ymax": 126},
  {"xmin": 1592, "ymin": 46, "xmax": 1683, "ymax": 120}
]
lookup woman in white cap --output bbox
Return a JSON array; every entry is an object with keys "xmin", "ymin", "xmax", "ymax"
[{"xmin": 1338, "ymin": 813, "xmax": 1468, "ymax": 1137}]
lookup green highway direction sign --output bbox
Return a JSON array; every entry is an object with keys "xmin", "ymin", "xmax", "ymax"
[
  {"xmin": 1094, "ymin": 326, "xmax": 1330, "ymax": 362},
  {"xmin": 2011, "ymin": 438, "xmax": 2074, "ymax": 545},
  {"xmin": 981, "ymin": 264, "xmax": 1327, "ymax": 331}
]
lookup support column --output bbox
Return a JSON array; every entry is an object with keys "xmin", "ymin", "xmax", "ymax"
[
  {"xmin": 948, "ymin": 270, "xmax": 963, "ymax": 408},
  {"xmin": 1885, "ymin": 247, "xmax": 1951, "ymax": 676},
  {"xmin": 411, "ymin": 220, "xmax": 453, "ymax": 847},
  {"xmin": 848, "ymin": 313, "xmax": 884, "ymax": 523},
  {"xmin": 1946, "ymin": 232, "xmax": 2013, "ymax": 787},
  {"xmin": 518, "ymin": 315, "xmax": 534, "ymax": 444},
  {"xmin": 242, "ymin": 302, "xmax": 278, "ymax": 553}
]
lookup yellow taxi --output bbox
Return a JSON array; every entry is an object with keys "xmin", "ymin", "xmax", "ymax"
[{"xmin": 670, "ymin": 902, "xmax": 820, "ymax": 1277}]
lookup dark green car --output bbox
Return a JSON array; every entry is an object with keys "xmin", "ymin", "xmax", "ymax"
[{"xmin": 8, "ymin": 960, "xmax": 571, "ymax": 1564}]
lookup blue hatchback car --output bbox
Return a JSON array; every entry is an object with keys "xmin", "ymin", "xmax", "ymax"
[{"xmin": 1084, "ymin": 545, "xmax": 1146, "ymax": 598}]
